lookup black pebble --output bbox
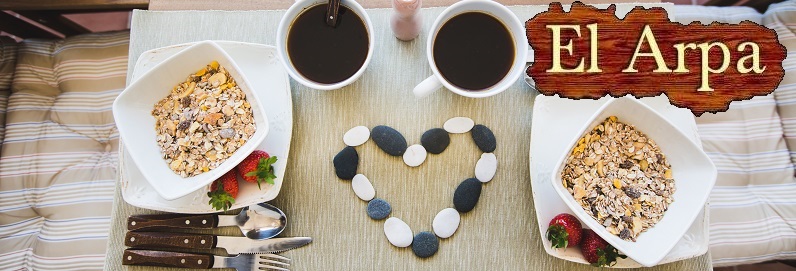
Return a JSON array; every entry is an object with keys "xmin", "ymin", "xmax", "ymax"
[
  {"xmin": 420, "ymin": 128, "xmax": 450, "ymax": 154},
  {"xmin": 412, "ymin": 231, "xmax": 439, "ymax": 258},
  {"xmin": 367, "ymin": 198, "xmax": 391, "ymax": 220},
  {"xmin": 453, "ymin": 178, "xmax": 482, "ymax": 213},
  {"xmin": 371, "ymin": 125, "xmax": 408, "ymax": 156},
  {"xmin": 471, "ymin": 124, "xmax": 496, "ymax": 153},
  {"xmin": 333, "ymin": 146, "xmax": 358, "ymax": 180}
]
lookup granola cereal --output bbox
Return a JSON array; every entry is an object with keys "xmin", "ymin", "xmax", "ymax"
[
  {"xmin": 151, "ymin": 61, "xmax": 256, "ymax": 177},
  {"xmin": 561, "ymin": 116, "xmax": 675, "ymax": 241}
]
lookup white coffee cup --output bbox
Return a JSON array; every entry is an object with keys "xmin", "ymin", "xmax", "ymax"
[
  {"xmin": 276, "ymin": 0, "xmax": 374, "ymax": 90},
  {"xmin": 413, "ymin": 0, "xmax": 528, "ymax": 98}
]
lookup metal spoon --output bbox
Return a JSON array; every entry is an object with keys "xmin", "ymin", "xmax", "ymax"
[
  {"xmin": 127, "ymin": 203, "xmax": 287, "ymax": 240},
  {"xmin": 234, "ymin": 203, "xmax": 287, "ymax": 239}
]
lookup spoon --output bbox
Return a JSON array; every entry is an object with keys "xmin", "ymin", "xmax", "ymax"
[
  {"xmin": 235, "ymin": 203, "xmax": 287, "ymax": 239},
  {"xmin": 524, "ymin": 63, "xmax": 539, "ymax": 95},
  {"xmin": 127, "ymin": 203, "xmax": 287, "ymax": 240},
  {"xmin": 326, "ymin": 0, "xmax": 341, "ymax": 27}
]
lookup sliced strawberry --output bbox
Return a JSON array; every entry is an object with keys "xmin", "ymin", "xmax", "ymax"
[
  {"xmin": 207, "ymin": 171, "xmax": 239, "ymax": 211},
  {"xmin": 546, "ymin": 213, "xmax": 582, "ymax": 249},
  {"xmin": 236, "ymin": 150, "xmax": 278, "ymax": 189}
]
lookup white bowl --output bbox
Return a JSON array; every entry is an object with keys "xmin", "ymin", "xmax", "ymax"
[
  {"xmin": 113, "ymin": 41, "xmax": 269, "ymax": 200},
  {"xmin": 551, "ymin": 96, "xmax": 716, "ymax": 267}
]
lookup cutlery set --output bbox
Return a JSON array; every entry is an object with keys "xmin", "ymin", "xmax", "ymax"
[{"xmin": 123, "ymin": 203, "xmax": 310, "ymax": 270}]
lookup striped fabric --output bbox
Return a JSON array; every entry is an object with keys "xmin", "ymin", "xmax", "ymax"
[
  {"xmin": 0, "ymin": 37, "xmax": 17, "ymax": 154},
  {"xmin": 675, "ymin": 4, "xmax": 796, "ymax": 267},
  {"xmin": 0, "ymin": 31, "xmax": 128, "ymax": 271}
]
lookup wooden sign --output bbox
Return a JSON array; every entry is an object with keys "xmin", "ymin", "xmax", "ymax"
[{"xmin": 526, "ymin": 2, "xmax": 786, "ymax": 116}]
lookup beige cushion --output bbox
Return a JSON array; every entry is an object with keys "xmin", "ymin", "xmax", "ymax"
[
  {"xmin": 0, "ymin": 31, "xmax": 128, "ymax": 271},
  {"xmin": 677, "ymin": 4, "xmax": 796, "ymax": 267}
]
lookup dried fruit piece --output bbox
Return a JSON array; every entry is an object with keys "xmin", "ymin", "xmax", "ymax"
[
  {"xmin": 204, "ymin": 112, "xmax": 224, "ymax": 125},
  {"xmin": 209, "ymin": 72, "xmax": 227, "ymax": 87}
]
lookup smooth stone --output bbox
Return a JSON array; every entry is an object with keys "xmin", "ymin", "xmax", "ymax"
[
  {"xmin": 384, "ymin": 217, "xmax": 413, "ymax": 248},
  {"xmin": 352, "ymin": 174, "xmax": 375, "ymax": 201},
  {"xmin": 367, "ymin": 198, "xmax": 392, "ymax": 220},
  {"xmin": 432, "ymin": 208, "xmax": 460, "ymax": 239},
  {"xmin": 420, "ymin": 128, "xmax": 450, "ymax": 154},
  {"xmin": 411, "ymin": 232, "xmax": 439, "ymax": 258},
  {"xmin": 443, "ymin": 117, "xmax": 475, "ymax": 133},
  {"xmin": 403, "ymin": 144, "xmax": 427, "ymax": 167},
  {"xmin": 333, "ymin": 146, "xmax": 358, "ymax": 180},
  {"xmin": 453, "ymin": 178, "xmax": 482, "ymax": 213},
  {"xmin": 371, "ymin": 125, "xmax": 408, "ymax": 156},
  {"xmin": 471, "ymin": 124, "xmax": 497, "ymax": 153},
  {"xmin": 343, "ymin": 126, "xmax": 370, "ymax": 147},
  {"xmin": 475, "ymin": 153, "xmax": 498, "ymax": 183}
]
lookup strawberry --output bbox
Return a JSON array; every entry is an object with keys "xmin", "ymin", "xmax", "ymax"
[
  {"xmin": 546, "ymin": 213, "xmax": 582, "ymax": 249},
  {"xmin": 207, "ymin": 171, "xmax": 239, "ymax": 211},
  {"xmin": 580, "ymin": 229, "xmax": 626, "ymax": 267},
  {"xmin": 236, "ymin": 150, "xmax": 278, "ymax": 189}
]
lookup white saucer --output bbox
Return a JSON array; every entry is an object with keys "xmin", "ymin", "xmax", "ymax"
[
  {"xmin": 120, "ymin": 41, "xmax": 293, "ymax": 213},
  {"xmin": 529, "ymin": 95, "xmax": 709, "ymax": 267}
]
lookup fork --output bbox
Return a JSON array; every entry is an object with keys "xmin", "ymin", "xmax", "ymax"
[{"xmin": 123, "ymin": 249, "xmax": 290, "ymax": 270}]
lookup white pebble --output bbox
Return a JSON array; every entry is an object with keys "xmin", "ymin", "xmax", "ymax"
[
  {"xmin": 352, "ymin": 174, "xmax": 375, "ymax": 201},
  {"xmin": 384, "ymin": 217, "xmax": 413, "ymax": 247},
  {"xmin": 402, "ymin": 144, "xmax": 427, "ymax": 167},
  {"xmin": 343, "ymin": 126, "xmax": 370, "ymax": 147},
  {"xmin": 475, "ymin": 153, "xmax": 497, "ymax": 182},
  {"xmin": 432, "ymin": 208, "xmax": 460, "ymax": 238},
  {"xmin": 443, "ymin": 117, "xmax": 475, "ymax": 134}
]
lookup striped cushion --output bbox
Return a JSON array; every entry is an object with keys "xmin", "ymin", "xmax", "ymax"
[
  {"xmin": 676, "ymin": 4, "xmax": 796, "ymax": 267},
  {"xmin": 0, "ymin": 31, "xmax": 128, "ymax": 271},
  {"xmin": 0, "ymin": 37, "xmax": 17, "ymax": 154},
  {"xmin": 769, "ymin": 1, "xmax": 796, "ymax": 171}
]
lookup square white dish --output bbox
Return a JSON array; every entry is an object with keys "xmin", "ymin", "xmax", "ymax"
[
  {"xmin": 551, "ymin": 97, "xmax": 717, "ymax": 267},
  {"xmin": 120, "ymin": 41, "xmax": 292, "ymax": 213},
  {"xmin": 530, "ymin": 95, "xmax": 712, "ymax": 267},
  {"xmin": 113, "ymin": 41, "xmax": 270, "ymax": 200}
]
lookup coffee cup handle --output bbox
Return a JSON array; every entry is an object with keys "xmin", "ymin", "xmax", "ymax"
[{"xmin": 413, "ymin": 75, "xmax": 442, "ymax": 98}]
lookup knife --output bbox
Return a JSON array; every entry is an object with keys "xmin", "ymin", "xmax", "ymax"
[{"xmin": 125, "ymin": 232, "xmax": 311, "ymax": 254}]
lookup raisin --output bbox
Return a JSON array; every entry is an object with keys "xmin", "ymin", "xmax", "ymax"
[
  {"xmin": 178, "ymin": 120, "xmax": 191, "ymax": 130},
  {"xmin": 624, "ymin": 187, "xmax": 641, "ymax": 199},
  {"xmin": 181, "ymin": 96, "xmax": 191, "ymax": 108},
  {"xmin": 621, "ymin": 215, "xmax": 633, "ymax": 224},
  {"xmin": 618, "ymin": 160, "xmax": 633, "ymax": 169},
  {"xmin": 620, "ymin": 228, "xmax": 632, "ymax": 240}
]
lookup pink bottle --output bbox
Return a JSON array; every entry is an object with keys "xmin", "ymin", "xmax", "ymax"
[{"xmin": 391, "ymin": 0, "xmax": 422, "ymax": 41}]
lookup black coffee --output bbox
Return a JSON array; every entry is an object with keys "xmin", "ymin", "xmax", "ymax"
[
  {"xmin": 433, "ymin": 12, "xmax": 514, "ymax": 91},
  {"xmin": 287, "ymin": 4, "xmax": 369, "ymax": 84}
]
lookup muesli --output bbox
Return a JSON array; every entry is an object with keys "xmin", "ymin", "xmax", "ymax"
[
  {"xmin": 152, "ymin": 61, "xmax": 256, "ymax": 177},
  {"xmin": 561, "ymin": 116, "xmax": 675, "ymax": 241}
]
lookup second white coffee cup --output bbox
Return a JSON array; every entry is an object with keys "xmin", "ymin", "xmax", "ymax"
[{"xmin": 413, "ymin": 0, "xmax": 528, "ymax": 98}]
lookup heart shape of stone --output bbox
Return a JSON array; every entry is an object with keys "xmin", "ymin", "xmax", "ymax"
[{"xmin": 332, "ymin": 117, "xmax": 498, "ymax": 258}]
